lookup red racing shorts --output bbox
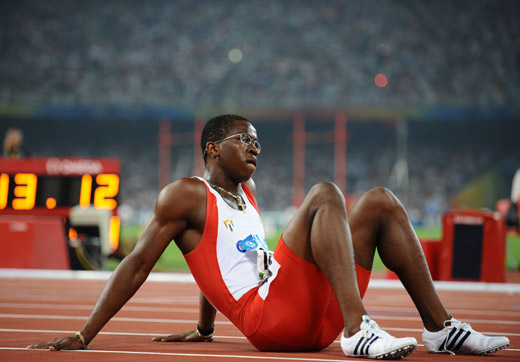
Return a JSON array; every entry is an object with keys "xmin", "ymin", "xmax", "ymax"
[{"xmin": 240, "ymin": 236, "xmax": 371, "ymax": 352}]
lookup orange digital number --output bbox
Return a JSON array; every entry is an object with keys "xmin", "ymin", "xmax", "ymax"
[
  {"xmin": 79, "ymin": 174, "xmax": 93, "ymax": 209},
  {"xmin": 0, "ymin": 173, "xmax": 9, "ymax": 209},
  {"xmin": 109, "ymin": 215, "xmax": 121, "ymax": 250},
  {"xmin": 12, "ymin": 173, "xmax": 37, "ymax": 210},
  {"xmin": 94, "ymin": 174, "xmax": 119, "ymax": 210}
]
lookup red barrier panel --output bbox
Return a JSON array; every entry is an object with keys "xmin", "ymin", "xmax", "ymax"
[
  {"xmin": 438, "ymin": 209, "xmax": 506, "ymax": 283},
  {"xmin": 386, "ymin": 239, "xmax": 441, "ymax": 280},
  {"xmin": 0, "ymin": 215, "xmax": 70, "ymax": 269}
]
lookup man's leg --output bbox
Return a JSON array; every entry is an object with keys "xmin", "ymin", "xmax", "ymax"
[
  {"xmin": 282, "ymin": 182, "xmax": 447, "ymax": 333},
  {"xmin": 283, "ymin": 183, "xmax": 508, "ymax": 356},
  {"xmin": 282, "ymin": 182, "xmax": 418, "ymax": 359},
  {"xmin": 347, "ymin": 187, "xmax": 510, "ymax": 355},
  {"xmin": 347, "ymin": 186, "xmax": 449, "ymax": 331},
  {"xmin": 281, "ymin": 182, "xmax": 368, "ymax": 336}
]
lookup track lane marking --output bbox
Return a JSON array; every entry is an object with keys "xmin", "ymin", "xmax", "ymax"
[
  {"xmin": 2, "ymin": 327, "xmax": 519, "ymax": 338},
  {"xmin": 1, "ymin": 313, "xmax": 518, "ymax": 327},
  {"xmin": 2, "ymin": 269, "xmax": 520, "ymax": 293},
  {"xmin": 3, "ymin": 303, "xmax": 520, "ymax": 317},
  {"xmin": 0, "ymin": 347, "xmax": 366, "ymax": 361}
]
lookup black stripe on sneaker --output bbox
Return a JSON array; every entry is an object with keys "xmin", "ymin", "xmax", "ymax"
[
  {"xmin": 359, "ymin": 339, "xmax": 370, "ymax": 356},
  {"xmin": 362, "ymin": 335, "xmax": 379, "ymax": 355},
  {"xmin": 437, "ymin": 327, "xmax": 458, "ymax": 352},
  {"xmin": 453, "ymin": 331, "xmax": 471, "ymax": 351},
  {"xmin": 447, "ymin": 329, "xmax": 465, "ymax": 350},
  {"xmin": 359, "ymin": 336, "xmax": 371, "ymax": 355},
  {"xmin": 353, "ymin": 337, "xmax": 365, "ymax": 355}
]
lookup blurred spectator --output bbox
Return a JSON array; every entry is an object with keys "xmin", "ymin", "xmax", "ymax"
[
  {"xmin": 2, "ymin": 127, "xmax": 29, "ymax": 158},
  {"xmin": 0, "ymin": 0, "xmax": 518, "ymax": 109}
]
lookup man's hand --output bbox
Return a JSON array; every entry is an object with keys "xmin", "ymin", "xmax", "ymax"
[
  {"xmin": 153, "ymin": 330, "xmax": 213, "ymax": 342},
  {"xmin": 27, "ymin": 335, "xmax": 87, "ymax": 350}
]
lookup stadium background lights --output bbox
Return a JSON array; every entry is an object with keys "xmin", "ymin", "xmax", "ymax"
[{"xmin": 228, "ymin": 48, "xmax": 243, "ymax": 63}]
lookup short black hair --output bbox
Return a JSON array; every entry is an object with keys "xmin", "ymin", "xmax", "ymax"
[{"xmin": 200, "ymin": 114, "xmax": 249, "ymax": 163}]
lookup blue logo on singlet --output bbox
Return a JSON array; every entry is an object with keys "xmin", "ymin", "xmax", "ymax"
[{"xmin": 236, "ymin": 234, "xmax": 268, "ymax": 253}]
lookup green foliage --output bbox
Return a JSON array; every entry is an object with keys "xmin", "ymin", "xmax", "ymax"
[{"xmin": 507, "ymin": 233, "xmax": 520, "ymax": 269}]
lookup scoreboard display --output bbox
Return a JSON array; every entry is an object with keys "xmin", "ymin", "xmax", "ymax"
[
  {"xmin": 0, "ymin": 157, "xmax": 120, "ymax": 213},
  {"xmin": 0, "ymin": 157, "xmax": 122, "ymax": 270}
]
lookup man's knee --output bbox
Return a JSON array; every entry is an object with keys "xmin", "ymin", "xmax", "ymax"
[
  {"xmin": 363, "ymin": 186, "xmax": 404, "ymax": 213},
  {"xmin": 307, "ymin": 181, "xmax": 346, "ymax": 209}
]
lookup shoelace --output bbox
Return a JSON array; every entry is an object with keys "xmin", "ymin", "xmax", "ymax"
[
  {"xmin": 441, "ymin": 319, "xmax": 471, "ymax": 356},
  {"xmin": 361, "ymin": 315, "xmax": 382, "ymax": 339},
  {"xmin": 351, "ymin": 315, "xmax": 382, "ymax": 356}
]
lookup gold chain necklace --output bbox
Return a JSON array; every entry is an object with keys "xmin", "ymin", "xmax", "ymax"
[{"xmin": 207, "ymin": 181, "xmax": 247, "ymax": 211}]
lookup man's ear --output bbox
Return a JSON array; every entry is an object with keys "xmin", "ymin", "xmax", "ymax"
[{"xmin": 205, "ymin": 142, "xmax": 219, "ymax": 159}]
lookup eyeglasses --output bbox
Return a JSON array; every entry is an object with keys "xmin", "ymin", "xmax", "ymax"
[{"xmin": 205, "ymin": 133, "xmax": 261, "ymax": 156}]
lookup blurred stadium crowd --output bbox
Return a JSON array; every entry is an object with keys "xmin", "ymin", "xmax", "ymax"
[
  {"xmin": 1, "ymin": 0, "xmax": 519, "ymax": 227},
  {"xmin": 1, "ymin": 0, "xmax": 519, "ymax": 108},
  {"xmin": 5, "ymin": 117, "xmax": 518, "ymax": 229}
]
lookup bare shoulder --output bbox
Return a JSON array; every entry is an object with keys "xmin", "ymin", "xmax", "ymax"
[
  {"xmin": 155, "ymin": 177, "xmax": 206, "ymax": 221},
  {"xmin": 157, "ymin": 177, "xmax": 206, "ymax": 200}
]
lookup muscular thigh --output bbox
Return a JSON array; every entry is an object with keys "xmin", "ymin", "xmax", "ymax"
[
  {"xmin": 247, "ymin": 238, "xmax": 341, "ymax": 351},
  {"xmin": 282, "ymin": 182, "xmax": 346, "ymax": 264},
  {"xmin": 347, "ymin": 187, "xmax": 393, "ymax": 270},
  {"xmin": 281, "ymin": 200, "xmax": 316, "ymax": 263}
]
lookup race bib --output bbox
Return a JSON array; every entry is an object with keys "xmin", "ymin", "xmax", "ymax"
[{"xmin": 236, "ymin": 234, "xmax": 273, "ymax": 279}]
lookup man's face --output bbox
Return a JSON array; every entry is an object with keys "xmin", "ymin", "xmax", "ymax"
[{"xmin": 216, "ymin": 120, "xmax": 260, "ymax": 182}]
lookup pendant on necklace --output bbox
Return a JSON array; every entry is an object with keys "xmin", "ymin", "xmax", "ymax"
[
  {"xmin": 236, "ymin": 196, "xmax": 247, "ymax": 211},
  {"xmin": 207, "ymin": 181, "xmax": 247, "ymax": 211}
]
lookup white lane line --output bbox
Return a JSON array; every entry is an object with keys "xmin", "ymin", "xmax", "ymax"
[
  {"xmin": 372, "ymin": 315, "xmax": 520, "ymax": 325},
  {"xmin": 3, "ymin": 346, "xmax": 519, "ymax": 359},
  {"xmin": 0, "ymin": 347, "xmax": 364, "ymax": 361},
  {"xmin": 0, "ymin": 314, "xmax": 233, "ymax": 325},
  {"xmin": 2, "ymin": 327, "xmax": 519, "ymax": 338},
  {"xmin": 0, "ymin": 295, "xmax": 196, "ymax": 304},
  {"xmin": 2, "ymin": 269, "xmax": 520, "ymax": 294},
  {"xmin": 4, "ymin": 303, "xmax": 520, "ymax": 319},
  {"xmin": 0, "ymin": 328, "xmax": 246, "ymax": 339},
  {"xmin": 2, "ymin": 313, "xmax": 519, "ymax": 327},
  {"xmin": 0, "ymin": 303, "xmax": 199, "ymax": 313}
]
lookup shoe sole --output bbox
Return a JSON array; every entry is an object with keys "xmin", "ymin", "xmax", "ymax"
[
  {"xmin": 349, "ymin": 343, "xmax": 416, "ymax": 360},
  {"xmin": 427, "ymin": 342, "xmax": 510, "ymax": 356},
  {"xmin": 478, "ymin": 342, "xmax": 510, "ymax": 356}
]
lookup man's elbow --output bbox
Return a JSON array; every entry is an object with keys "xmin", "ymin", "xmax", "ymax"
[{"xmin": 119, "ymin": 252, "xmax": 154, "ymax": 282}]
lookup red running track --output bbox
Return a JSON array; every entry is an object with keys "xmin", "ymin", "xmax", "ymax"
[{"xmin": 0, "ymin": 270, "xmax": 519, "ymax": 362}]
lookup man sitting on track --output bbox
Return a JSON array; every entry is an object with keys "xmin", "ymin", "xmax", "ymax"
[{"xmin": 29, "ymin": 114, "xmax": 510, "ymax": 359}]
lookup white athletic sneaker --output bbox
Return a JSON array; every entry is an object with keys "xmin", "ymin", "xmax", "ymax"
[
  {"xmin": 340, "ymin": 315, "xmax": 417, "ymax": 359},
  {"xmin": 422, "ymin": 317, "xmax": 510, "ymax": 355}
]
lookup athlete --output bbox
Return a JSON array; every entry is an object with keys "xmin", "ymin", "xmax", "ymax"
[{"xmin": 29, "ymin": 114, "xmax": 509, "ymax": 359}]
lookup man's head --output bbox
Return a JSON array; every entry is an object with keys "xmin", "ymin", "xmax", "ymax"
[
  {"xmin": 3, "ymin": 127, "xmax": 24, "ymax": 158},
  {"xmin": 201, "ymin": 114, "xmax": 250, "ymax": 164}
]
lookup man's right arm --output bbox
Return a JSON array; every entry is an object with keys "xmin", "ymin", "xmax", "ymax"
[
  {"xmin": 27, "ymin": 177, "xmax": 206, "ymax": 350},
  {"xmin": 152, "ymin": 291, "xmax": 217, "ymax": 343}
]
